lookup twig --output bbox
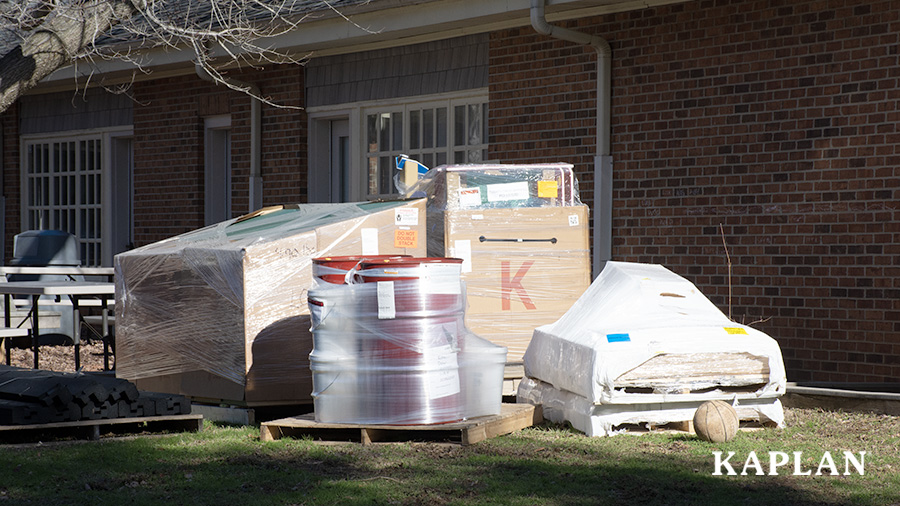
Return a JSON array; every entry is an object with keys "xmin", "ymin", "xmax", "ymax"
[
  {"xmin": 747, "ymin": 316, "xmax": 772, "ymax": 326},
  {"xmin": 357, "ymin": 476, "xmax": 403, "ymax": 483},
  {"xmin": 719, "ymin": 223, "xmax": 732, "ymax": 320}
]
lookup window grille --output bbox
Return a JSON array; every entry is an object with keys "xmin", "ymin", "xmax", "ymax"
[
  {"xmin": 364, "ymin": 96, "xmax": 488, "ymax": 199},
  {"xmin": 24, "ymin": 136, "xmax": 103, "ymax": 266}
]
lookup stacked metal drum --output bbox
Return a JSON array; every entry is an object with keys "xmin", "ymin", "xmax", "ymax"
[{"xmin": 308, "ymin": 256, "xmax": 505, "ymax": 425}]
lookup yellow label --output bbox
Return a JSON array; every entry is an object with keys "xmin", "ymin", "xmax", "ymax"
[
  {"xmin": 537, "ymin": 180, "xmax": 559, "ymax": 198},
  {"xmin": 394, "ymin": 229, "xmax": 418, "ymax": 249},
  {"xmin": 724, "ymin": 327, "xmax": 748, "ymax": 335}
]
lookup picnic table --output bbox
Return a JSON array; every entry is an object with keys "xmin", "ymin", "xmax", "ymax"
[{"xmin": 0, "ymin": 267, "xmax": 115, "ymax": 370}]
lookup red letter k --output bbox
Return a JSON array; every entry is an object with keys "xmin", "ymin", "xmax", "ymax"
[{"xmin": 501, "ymin": 260, "xmax": 536, "ymax": 310}]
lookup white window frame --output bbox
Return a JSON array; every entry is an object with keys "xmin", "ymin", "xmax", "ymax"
[
  {"xmin": 20, "ymin": 126, "xmax": 132, "ymax": 267},
  {"xmin": 308, "ymin": 89, "xmax": 488, "ymax": 202}
]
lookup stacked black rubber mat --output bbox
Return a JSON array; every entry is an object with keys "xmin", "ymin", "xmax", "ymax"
[{"xmin": 0, "ymin": 365, "xmax": 191, "ymax": 425}]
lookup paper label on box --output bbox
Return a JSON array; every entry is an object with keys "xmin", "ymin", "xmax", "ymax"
[
  {"xmin": 486, "ymin": 181, "xmax": 529, "ymax": 202},
  {"xmin": 724, "ymin": 327, "xmax": 748, "ymax": 335},
  {"xmin": 458, "ymin": 187, "xmax": 482, "ymax": 208},
  {"xmin": 538, "ymin": 180, "xmax": 559, "ymax": 198},
  {"xmin": 424, "ymin": 344, "xmax": 461, "ymax": 399},
  {"xmin": 394, "ymin": 229, "xmax": 418, "ymax": 249},
  {"xmin": 377, "ymin": 281, "xmax": 396, "ymax": 319},
  {"xmin": 361, "ymin": 228, "xmax": 379, "ymax": 255},
  {"xmin": 422, "ymin": 263, "xmax": 462, "ymax": 295},
  {"xmin": 451, "ymin": 239, "xmax": 473, "ymax": 273},
  {"xmin": 394, "ymin": 207, "xmax": 419, "ymax": 226},
  {"xmin": 568, "ymin": 214, "xmax": 580, "ymax": 227}
]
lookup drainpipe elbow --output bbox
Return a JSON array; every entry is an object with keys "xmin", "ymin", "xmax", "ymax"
[{"xmin": 530, "ymin": 0, "xmax": 553, "ymax": 36}]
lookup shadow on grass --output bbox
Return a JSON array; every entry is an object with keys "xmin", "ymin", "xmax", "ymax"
[{"xmin": 0, "ymin": 424, "xmax": 883, "ymax": 506}]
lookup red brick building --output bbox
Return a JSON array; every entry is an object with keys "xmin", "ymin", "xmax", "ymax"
[{"xmin": 1, "ymin": 0, "xmax": 897, "ymax": 384}]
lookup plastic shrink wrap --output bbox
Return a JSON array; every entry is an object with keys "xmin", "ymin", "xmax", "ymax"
[
  {"xmin": 406, "ymin": 163, "xmax": 591, "ymax": 361},
  {"xmin": 519, "ymin": 261, "xmax": 786, "ymax": 436},
  {"xmin": 114, "ymin": 200, "xmax": 427, "ymax": 404},
  {"xmin": 307, "ymin": 258, "xmax": 507, "ymax": 425}
]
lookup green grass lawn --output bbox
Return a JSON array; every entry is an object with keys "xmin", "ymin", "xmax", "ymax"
[{"xmin": 1, "ymin": 407, "xmax": 898, "ymax": 506}]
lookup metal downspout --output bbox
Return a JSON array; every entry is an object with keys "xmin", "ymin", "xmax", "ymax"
[
  {"xmin": 530, "ymin": 0, "xmax": 612, "ymax": 278},
  {"xmin": 195, "ymin": 65, "xmax": 264, "ymax": 213}
]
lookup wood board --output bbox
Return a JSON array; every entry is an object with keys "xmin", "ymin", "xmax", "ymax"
[
  {"xmin": 0, "ymin": 414, "xmax": 203, "ymax": 442},
  {"xmin": 260, "ymin": 403, "xmax": 541, "ymax": 445}
]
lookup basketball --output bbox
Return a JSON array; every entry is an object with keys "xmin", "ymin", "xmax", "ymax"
[{"xmin": 693, "ymin": 400, "xmax": 739, "ymax": 443}]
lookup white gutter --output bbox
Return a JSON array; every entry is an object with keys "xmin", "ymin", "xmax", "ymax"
[
  {"xmin": 195, "ymin": 64, "xmax": 263, "ymax": 213},
  {"xmin": 530, "ymin": 0, "xmax": 612, "ymax": 278}
]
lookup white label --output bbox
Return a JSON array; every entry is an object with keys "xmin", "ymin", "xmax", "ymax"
[
  {"xmin": 423, "ymin": 344, "xmax": 461, "ymax": 399},
  {"xmin": 361, "ymin": 228, "xmax": 379, "ymax": 255},
  {"xmin": 308, "ymin": 299, "xmax": 326, "ymax": 329},
  {"xmin": 486, "ymin": 181, "xmax": 529, "ymax": 202},
  {"xmin": 394, "ymin": 208, "xmax": 419, "ymax": 226},
  {"xmin": 376, "ymin": 281, "xmax": 396, "ymax": 319},
  {"xmin": 451, "ymin": 239, "xmax": 473, "ymax": 273},
  {"xmin": 472, "ymin": 214, "xmax": 484, "ymax": 220},
  {"xmin": 568, "ymin": 214, "xmax": 580, "ymax": 227},
  {"xmin": 422, "ymin": 263, "xmax": 462, "ymax": 294},
  {"xmin": 458, "ymin": 187, "xmax": 482, "ymax": 208}
]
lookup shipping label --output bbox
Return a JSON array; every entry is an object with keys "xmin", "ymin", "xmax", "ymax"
[
  {"xmin": 538, "ymin": 180, "xmax": 559, "ymax": 198},
  {"xmin": 486, "ymin": 181, "xmax": 529, "ymax": 202},
  {"xmin": 377, "ymin": 281, "xmax": 396, "ymax": 319},
  {"xmin": 394, "ymin": 229, "xmax": 418, "ymax": 249},
  {"xmin": 361, "ymin": 228, "xmax": 379, "ymax": 255},
  {"xmin": 394, "ymin": 207, "xmax": 419, "ymax": 226},
  {"xmin": 458, "ymin": 187, "xmax": 482, "ymax": 208}
]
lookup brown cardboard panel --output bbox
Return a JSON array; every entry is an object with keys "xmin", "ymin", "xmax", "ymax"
[
  {"xmin": 444, "ymin": 206, "xmax": 591, "ymax": 361},
  {"xmin": 244, "ymin": 315, "xmax": 314, "ymax": 403},
  {"xmin": 316, "ymin": 199, "xmax": 426, "ymax": 257}
]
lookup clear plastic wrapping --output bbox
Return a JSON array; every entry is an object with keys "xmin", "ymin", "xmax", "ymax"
[
  {"xmin": 519, "ymin": 261, "xmax": 787, "ymax": 435},
  {"xmin": 404, "ymin": 163, "xmax": 591, "ymax": 362},
  {"xmin": 307, "ymin": 260, "xmax": 507, "ymax": 425},
  {"xmin": 114, "ymin": 200, "xmax": 428, "ymax": 403}
]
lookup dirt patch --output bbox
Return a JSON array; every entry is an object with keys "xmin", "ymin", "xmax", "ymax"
[{"xmin": 5, "ymin": 340, "xmax": 110, "ymax": 372}]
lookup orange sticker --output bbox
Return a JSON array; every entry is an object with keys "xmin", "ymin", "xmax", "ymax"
[
  {"xmin": 538, "ymin": 180, "xmax": 559, "ymax": 198},
  {"xmin": 394, "ymin": 229, "xmax": 418, "ymax": 249}
]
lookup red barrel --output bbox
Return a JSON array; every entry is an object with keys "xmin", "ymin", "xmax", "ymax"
[
  {"xmin": 355, "ymin": 257, "xmax": 465, "ymax": 424},
  {"xmin": 312, "ymin": 255, "xmax": 410, "ymax": 284}
]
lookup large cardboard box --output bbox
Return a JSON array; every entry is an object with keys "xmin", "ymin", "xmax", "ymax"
[
  {"xmin": 411, "ymin": 164, "xmax": 591, "ymax": 362},
  {"xmin": 410, "ymin": 163, "xmax": 591, "ymax": 362},
  {"xmin": 114, "ymin": 200, "xmax": 427, "ymax": 404},
  {"xmin": 442, "ymin": 205, "xmax": 590, "ymax": 362}
]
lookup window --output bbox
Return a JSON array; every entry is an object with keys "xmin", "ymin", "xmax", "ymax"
[
  {"xmin": 24, "ymin": 136, "xmax": 103, "ymax": 266},
  {"xmin": 363, "ymin": 95, "xmax": 488, "ymax": 198}
]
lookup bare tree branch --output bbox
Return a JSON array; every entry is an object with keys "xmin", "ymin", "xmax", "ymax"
[
  {"xmin": 0, "ymin": 0, "xmax": 370, "ymax": 113},
  {"xmin": 0, "ymin": 0, "xmax": 138, "ymax": 112}
]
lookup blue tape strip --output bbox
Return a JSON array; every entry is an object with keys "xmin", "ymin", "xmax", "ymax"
[{"xmin": 606, "ymin": 333, "xmax": 631, "ymax": 343}]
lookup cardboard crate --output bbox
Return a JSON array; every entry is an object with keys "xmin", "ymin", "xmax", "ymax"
[
  {"xmin": 114, "ymin": 200, "xmax": 427, "ymax": 404},
  {"xmin": 442, "ymin": 205, "xmax": 591, "ymax": 361}
]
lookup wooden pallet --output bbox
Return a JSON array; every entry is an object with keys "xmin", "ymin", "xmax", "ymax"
[
  {"xmin": 0, "ymin": 414, "xmax": 203, "ymax": 442},
  {"xmin": 260, "ymin": 403, "xmax": 541, "ymax": 445}
]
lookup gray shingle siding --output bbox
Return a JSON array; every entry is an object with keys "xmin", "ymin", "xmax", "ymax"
[
  {"xmin": 306, "ymin": 33, "xmax": 489, "ymax": 107},
  {"xmin": 19, "ymin": 88, "xmax": 133, "ymax": 135}
]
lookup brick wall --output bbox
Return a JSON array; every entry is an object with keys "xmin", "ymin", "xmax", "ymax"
[
  {"xmin": 132, "ymin": 65, "xmax": 306, "ymax": 247},
  {"xmin": 490, "ymin": 0, "xmax": 899, "ymax": 383},
  {"xmin": 132, "ymin": 75, "xmax": 207, "ymax": 246},
  {"xmin": 489, "ymin": 27, "xmax": 599, "ymax": 212}
]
